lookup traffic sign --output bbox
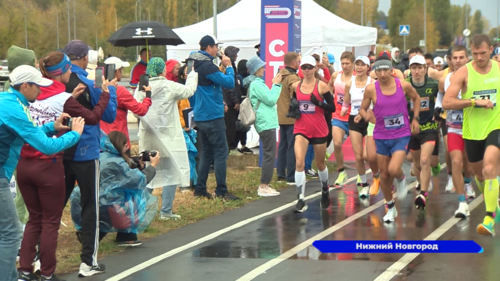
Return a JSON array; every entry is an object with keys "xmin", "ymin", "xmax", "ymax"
[{"xmin": 399, "ymin": 25, "xmax": 410, "ymax": 36}]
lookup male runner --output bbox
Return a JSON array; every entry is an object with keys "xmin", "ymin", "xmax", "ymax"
[
  {"xmin": 405, "ymin": 47, "xmax": 443, "ymax": 80},
  {"xmin": 443, "ymin": 34, "xmax": 500, "ymax": 236}
]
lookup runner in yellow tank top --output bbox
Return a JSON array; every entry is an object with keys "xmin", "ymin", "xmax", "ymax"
[{"xmin": 443, "ymin": 34, "xmax": 500, "ymax": 236}]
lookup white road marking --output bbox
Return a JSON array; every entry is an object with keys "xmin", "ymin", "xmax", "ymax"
[
  {"xmin": 105, "ymin": 170, "xmax": 372, "ymax": 280},
  {"xmin": 374, "ymin": 195, "xmax": 484, "ymax": 281}
]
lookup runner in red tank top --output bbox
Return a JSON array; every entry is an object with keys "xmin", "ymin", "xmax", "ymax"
[{"xmin": 292, "ymin": 55, "xmax": 336, "ymax": 213}]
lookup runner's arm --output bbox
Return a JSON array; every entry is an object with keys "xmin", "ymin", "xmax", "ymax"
[
  {"xmin": 315, "ymin": 82, "xmax": 336, "ymax": 112},
  {"xmin": 443, "ymin": 67, "xmax": 472, "ymax": 110},
  {"xmin": 403, "ymin": 81, "xmax": 421, "ymax": 120},
  {"xmin": 359, "ymin": 84, "xmax": 374, "ymax": 122},
  {"xmin": 343, "ymin": 80, "xmax": 352, "ymax": 104}
]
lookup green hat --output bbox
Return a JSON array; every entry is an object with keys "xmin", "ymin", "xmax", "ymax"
[{"xmin": 7, "ymin": 45, "xmax": 36, "ymax": 70}]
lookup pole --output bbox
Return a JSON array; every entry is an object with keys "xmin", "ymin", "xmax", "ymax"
[
  {"xmin": 135, "ymin": 0, "xmax": 140, "ymax": 60},
  {"xmin": 424, "ymin": 0, "xmax": 427, "ymax": 53},
  {"xmin": 497, "ymin": 0, "xmax": 499, "ymax": 39},
  {"xmin": 465, "ymin": 0, "xmax": 468, "ymax": 30},
  {"xmin": 196, "ymin": 0, "xmax": 199, "ymax": 22},
  {"xmin": 56, "ymin": 13, "xmax": 60, "ymax": 49},
  {"xmin": 404, "ymin": 36, "xmax": 406, "ymax": 56},
  {"xmin": 24, "ymin": 0, "xmax": 28, "ymax": 48},
  {"xmin": 67, "ymin": 0, "xmax": 70, "ymax": 43},
  {"xmin": 95, "ymin": 11, "xmax": 99, "ymax": 50},
  {"xmin": 73, "ymin": 0, "xmax": 76, "ymax": 39},
  {"xmin": 361, "ymin": 0, "xmax": 364, "ymax": 26},
  {"xmin": 213, "ymin": 0, "xmax": 217, "ymax": 37}
]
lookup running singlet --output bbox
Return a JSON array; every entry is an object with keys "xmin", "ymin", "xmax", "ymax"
[
  {"xmin": 444, "ymin": 73, "xmax": 463, "ymax": 135},
  {"xmin": 333, "ymin": 71, "xmax": 354, "ymax": 121},
  {"xmin": 405, "ymin": 76, "xmax": 439, "ymax": 132},
  {"xmin": 462, "ymin": 61, "xmax": 500, "ymax": 140},
  {"xmin": 350, "ymin": 77, "xmax": 372, "ymax": 115},
  {"xmin": 373, "ymin": 79, "xmax": 411, "ymax": 140},
  {"xmin": 293, "ymin": 80, "xmax": 329, "ymax": 138}
]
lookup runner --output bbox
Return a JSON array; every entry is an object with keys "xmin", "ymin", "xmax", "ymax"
[
  {"xmin": 404, "ymin": 47, "xmax": 442, "ymax": 80},
  {"xmin": 437, "ymin": 45, "xmax": 475, "ymax": 219},
  {"xmin": 443, "ymin": 34, "xmax": 500, "ymax": 236},
  {"xmin": 359, "ymin": 57, "xmax": 421, "ymax": 222},
  {"xmin": 405, "ymin": 55, "xmax": 440, "ymax": 210},
  {"xmin": 328, "ymin": 52, "xmax": 355, "ymax": 188},
  {"xmin": 292, "ymin": 56, "xmax": 336, "ymax": 213},
  {"xmin": 341, "ymin": 56, "xmax": 373, "ymax": 199}
]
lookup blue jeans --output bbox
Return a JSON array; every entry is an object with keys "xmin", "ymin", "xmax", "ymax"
[
  {"xmin": 277, "ymin": 125, "xmax": 295, "ymax": 182},
  {"xmin": 305, "ymin": 144, "xmax": 315, "ymax": 170},
  {"xmin": 195, "ymin": 118, "xmax": 229, "ymax": 196},
  {"xmin": 147, "ymin": 186, "xmax": 176, "ymax": 215},
  {"xmin": 0, "ymin": 178, "xmax": 22, "ymax": 281}
]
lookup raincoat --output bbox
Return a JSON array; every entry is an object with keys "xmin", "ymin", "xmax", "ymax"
[
  {"xmin": 134, "ymin": 71, "xmax": 198, "ymax": 188},
  {"xmin": 70, "ymin": 133, "xmax": 158, "ymax": 233}
]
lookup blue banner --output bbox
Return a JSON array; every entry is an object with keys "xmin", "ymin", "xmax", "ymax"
[{"xmin": 313, "ymin": 240, "xmax": 483, "ymax": 253}]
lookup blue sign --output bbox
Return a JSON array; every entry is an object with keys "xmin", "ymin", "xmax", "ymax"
[
  {"xmin": 399, "ymin": 25, "xmax": 410, "ymax": 36},
  {"xmin": 313, "ymin": 240, "xmax": 483, "ymax": 253}
]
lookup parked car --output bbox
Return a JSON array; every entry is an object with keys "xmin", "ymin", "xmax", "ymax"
[{"xmin": 0, "ymin": 60, "xmax": 8, "ymax": 82}]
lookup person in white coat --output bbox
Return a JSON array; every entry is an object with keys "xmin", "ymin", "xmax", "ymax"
[{"xmin": 134, "ymin": 57, "xmax": 198, "ymax": 220}]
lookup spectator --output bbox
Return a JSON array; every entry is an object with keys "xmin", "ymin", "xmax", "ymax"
[
  {"xmin": 391, "ymin": 47, "xmax": 405, "ymax": 72},
  {"xmin": 130, "ymin": 48, "xmax": 151, "ymax": 90},
  {"xmin": 63, "ymin": 39, "xmax": 118, "ymax": 277},
  {"xmin": 100, "ymin": 56, "xmax": 152, "ymax": 149},
  {"xmin": 244, "ymin": 57, "xmax": 282, "ymax": 196},
  {"xmin": 188, "ymin": 35, "xmax": 241, "ymax": 201},
  {"xmin": 1, "ymin": 65, "xmax": 83, "ymax": 281},
  {"xmin": 222, "ymin": 46, "xmax": 243, "ymax": 156},
  {"xmin": 70, "ymin": 131, "xmax": 159, "ymax": 247},
  {"xmin": 134, "ymin": 57, "xmax": 198, "ymax": 220},
  {"xmin": 255, "ymin": 43, "xmax": 261, "ymax": 57},
  {"xmin": 277, "ymin": 52, "xmax": 301, "ymax": 184},
  {"xmin": 433, "ymin": 57, "xmax": 444, "ymax": 71},
  {"xmin": 322, "ymin": 53, "xmax": 335, "ymax": 74},
  {"xmin": 236, "ymin": 59, "xmax": 252, "ymax": 154}
]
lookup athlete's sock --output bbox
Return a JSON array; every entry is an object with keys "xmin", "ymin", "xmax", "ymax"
[
  {"xmin": 360, "ymin": 174, "xmax": 367, "ymax": 183},
  {"xmin": 458, "ymin": 194, "xmax": 466, "ymax": 203},
  {"xmin": 318, "ymin": 167, "xmax": 329, "ymax": 191},
  {"xmin": 431, "ymin": 163, "xmax": 441, "ymax": 177},
  {"xmin": 484, "ymin": 179, "xmax": 499, "ymax": 219},
  {"xmin": 374, "ymin": 172, "xmax": 380, "ymax": 179},
  {"xmin": 295, "ymin": 171, "xmax": 306, "ymax": 199},
  {"xmin": 475, "ymin": 176, "xmax": 485, "ymax": 193},
  {"xmin": 464, "ymin": 177, "xmax": 472, "ymax": 184},
  {"xmin": 386, "ymin": 200, "xmax": 395, "ymax": 209},
  {"xmin": 420, "ymin": 190, "xmax": 428, "ymax": 197},
  {"xmin": 484, "ymin": 212, "xmax": 494, "ymax": 225},
  {"xmin": 338, "ymin": 167, "xmax": 345, "ymax": 173}
]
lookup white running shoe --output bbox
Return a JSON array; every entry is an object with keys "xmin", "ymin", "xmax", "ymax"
[
  {"xmin": 445, "ymin": 175, "xmax": 455, "ymax": 193},
  {"xmin": 359, "ymin": 186, "xmax": 370, "ymax": 199},
  {"xmin": 454, "ymin": 202, "xmax": 470, "ymax": 218},
  {"xmin": 465, "ymin": 183, "xmax": 476, "ymax": 198},
  {"xmin": 258, "ymin": 186, "xmax": 280, "ymax": 197},
  {"xmin": 383, "ymin": 207, "xmax": 398, "ymax": 223},
  {"xmin": 395, "ymin": 174, "xmax": 407, "ymax": 201}
]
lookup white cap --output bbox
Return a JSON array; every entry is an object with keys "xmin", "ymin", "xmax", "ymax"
[
  {"xmin": 9, "ymin": 65, "xmax": 52, "ymax": 87},
  {"xmin": 433, "ymin": 57, "xmax": 444, "ymax": 65},
  {"xmin": 104, "ymin": 57, "xmax": 130, "ymax": 69},
  {"xmin": 410, "ymin": 55, "xmax": 426, "ymax": 66},
  {"xmin": 355, "ymin": 56, "xmax": 370, "ymax": 66},
  {"xmin": 88, "ymin": 50, "xmax": 98, "ymax": 65},
  {"xmin": 300, "ymin": 55, "xmax": 317, "ymax": 67}
]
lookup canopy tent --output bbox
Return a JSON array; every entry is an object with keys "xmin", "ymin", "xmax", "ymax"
[{"xmin": 167, "ymin": 0, "xmax": 377, "ymax": 70}]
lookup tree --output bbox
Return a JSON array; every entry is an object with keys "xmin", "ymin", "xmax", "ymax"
[
  {"xmin": 429, "ymin": 0, "xmax": 451, "ymax": 47},
  {"xmin": 470, "ymin": 10, "xmax": 484, "ymax": 36}
]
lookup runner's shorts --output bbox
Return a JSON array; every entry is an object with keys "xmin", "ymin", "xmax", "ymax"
[
  {"xmin": 409, "ymin": 131, "xmax": 439, "ymax": 156},
  {"xmin": 375, "ymin": 136, "xmax": 411, "ymax": 157},
  {"xmin": 348, "ymin": 115, "xmax": 368, "ymax": 136},
  {"xmin": 447, "ymin": 133, "xmax": 464, "ymax": 153},
  {"xmin": 464, "ymin": 130, "xmax": 500, "ymax": 163},
  {"xmin": 332, "ymin": 119, "xmax": 349, "ymax": 136}
]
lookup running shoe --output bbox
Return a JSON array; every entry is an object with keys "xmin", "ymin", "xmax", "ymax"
[
  {"xmin": 445, "ymin": 175, "xmax": 455, "ymax": 193},
  {"xmin": 415, "ymin": 182, "xmax": 421, "ymax": 192},
  {"xmin": 395, "ymin": 174, "xmax": 407, "ymax": 201},
  {"xmin": 383, "ymin": 207, "xmax": 398, "ymax": 223},
  {"xmin": 415, "ymin": 193, "xmax": 427, "ymax": 209},
  {"xmin": 257, "ymin": 186, "xmax": 280, "ymax": 197},
  {"xmin": 320, "ymin": 190, "xmax": 330, "ymax": 209},
  {"xmin": 431, "ymin": 163, "xmax": 441, "ymax": 177},
  {"xmin": 159, "ymin": 213, "xmax": 181, "ymax": 220},
  {"xmin": 454, "ymin": 202, "xmax": 470, "ymax": 218},
  {"xmin": 334, "ymin": 170, "xmax": 348, "ymax": 187},
  {"xmin": 358, "ymin": 183, "xmax": 370, "ymax": 199},
  {"xmin": 369, "ymin": 176, "xmax": 380, "ymax": 196},
  {"xmin": 239, "ymin": 147, "xmax": 253, "ymax": 154},
  {"xmin": 465, "ymin": 183, "xmax": 476, "ymax": 198},
  {"xmin": 78, "ymin": 263, "xmax": 106, "ymax": 277},
  {"xmin": 306, "ymin": 169, "xmax": 318, "ymax": 178},
  {"xmin": 294, "ymin": 199, "xmax": 308, "ymax": 213},
  {"xmin": 477, "ymin": 221, "xmax": 495, "ymax": 236},
  {"xmin": 18, "ymin": 272, "xmax": 39, "ymax": 281}
]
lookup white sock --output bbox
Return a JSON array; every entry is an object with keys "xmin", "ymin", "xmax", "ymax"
[
  {"xmin": 360, "ymin": 174, "xmax": 367, "ymax": 183},
  {"xmin": 295, "ymin": 171, "xmax": 306, "ymax": 199},
  {"xmin": 318, "ymin": 167, "xmax": 329, "ymax": 190}
]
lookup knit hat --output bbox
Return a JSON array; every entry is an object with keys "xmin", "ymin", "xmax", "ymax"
[
  {"xmin": 146, "ymin": 57, "xmax": 166, "ymax": 77},
  {"xmin": 246, "ymin": 56, "xmax": 266, "ymax": 75}
]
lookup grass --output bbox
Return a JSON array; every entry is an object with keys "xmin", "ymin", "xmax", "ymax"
[{"xmin": 54, "ymin": 147, "xmax": 304, "ymax": 274}]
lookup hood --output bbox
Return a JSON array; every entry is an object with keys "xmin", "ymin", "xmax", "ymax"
[
  {"xmin": 7, "ymin": 45, "xmax": 36, "ymax": 70},
  {"xmin": 165, "ymin": 59, "xmax": 179, "ymax": 82},
  {"xmin": 391, "ymin": 47, "xmax": 400, "ymax": 63},
  {"xmin": 237, "ymin": 59, "xmax": 248, "ymax": 77},
  {"xmin": 37, "ymin": 79, "xmax": 66, "ymax": 100},
  {"xmin": 100, "ymin": 132, "xmax": 120, "ymax": 156},
  {"xmin": 279, "ymin": 67, "xmax": 297, "ymax": 78},
  {"xmin": 224, "ymin": 46, "xmax": 240, "ymax": 62},
  {"xmin": 242, "ymin": 75, "xmax": 259, "ymax": 88},
  {"xmin": 189, "ymin": 51, "xmax": 214, "ymax": 62}
]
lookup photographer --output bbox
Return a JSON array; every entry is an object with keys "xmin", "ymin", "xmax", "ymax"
[{"xmin": 70, "ymin": 131, "xmax": 159, "ymax": 247}]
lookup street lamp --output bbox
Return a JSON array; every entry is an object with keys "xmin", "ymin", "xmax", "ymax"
[
  {"xmin": 95, "ymin": 11, "xmax": 99, "ymax": 50},
  {"xmin": 365, "ymin": 6, "xmax": 372, "ymax": 26},
  {"xmin": 135, "ymin": 0, "xmax": 142, "ymax": 60},
  {"xmin": 24, "ymin": 0, "xmax": 28, "ymax": 48}
]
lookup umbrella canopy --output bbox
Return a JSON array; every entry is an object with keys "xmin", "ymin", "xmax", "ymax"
[{"xmin": 107, "ymin": 21, "xmax": 185, "ymax": 47}]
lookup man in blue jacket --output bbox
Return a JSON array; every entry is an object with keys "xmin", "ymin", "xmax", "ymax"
[
  {"xmin": 190, "ymin": 35, "xmax": 241, "ymax": 201},
  {"xmin": 62, "ymin": 40, "xmax": 117, "ymax": 277},
  {"xmin": 0, "ymin": 65, "xmax": 84, "ymax": 281}
]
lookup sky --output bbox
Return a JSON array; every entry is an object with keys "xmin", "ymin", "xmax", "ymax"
[{"xmin": 379, "ymin": 0, "xmax": 500, "ymax": 30}]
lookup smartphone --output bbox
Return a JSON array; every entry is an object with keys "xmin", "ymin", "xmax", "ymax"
[
  {"xmin": 105, "ymin": 64, "xmax": 116, "ymax": 81},
  {"xmin": 139, "ymin": 74, "xmax": 149, "ymax": 91},
  {"xmin": 187, "ymin": 60, "xmax": 194, "ymax": 75},
  {"xmin": 63, "ymin": 117, "xmax": 72, "ymax": 129},
  {"xmin": 95, "ymin": 67, "xmax": 104, "ymax": 88},
  {"xmin": 217, "ymin": 46, "xmax": 225, "ymax": 58}
]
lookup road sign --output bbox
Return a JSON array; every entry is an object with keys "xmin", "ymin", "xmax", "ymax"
[
  {"xmin": 463, "ymin": 29, "xmax": 471, "ymax": 37},
  {"xmin": 399, "ymin": 25, "xmax": 410, "ymax": 36},
  {"xmin": 419, "ymin": 40, "xmax": 425, "ymax": 47}
]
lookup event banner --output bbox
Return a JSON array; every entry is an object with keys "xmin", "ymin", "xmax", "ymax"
[
  {"xmin": 313, "ymin": 240, "xmax": 483, "ymax": 253},
  {"xmin": 261, "ymin": 0, "xmax": 302, "ymax": 87}
]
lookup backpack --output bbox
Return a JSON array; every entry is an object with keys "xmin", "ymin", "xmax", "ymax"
[{"xmin": 239, "ymin": 83, "xmax": 261, "ymax": 126}]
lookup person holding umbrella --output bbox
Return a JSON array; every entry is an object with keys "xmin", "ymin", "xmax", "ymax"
[{"xmin": 130, "ymin": 48, "xmax": 152, "ymax": 90}]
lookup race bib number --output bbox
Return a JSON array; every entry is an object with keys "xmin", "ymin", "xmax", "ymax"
[
  {"xmin": 384, "ymin": 113, "xmax": 405, "ymax": 130},
  {"xmin": 473, "ymin": 89, "xmax": 497, "ymax": 107},
  {"xmin": 336, "ymin": 93, "xmax": 345, "ymax": 105},
  {"xmin": 299, "ymin": 101, "xmax": 316, "ymax": 114},
  {"xmin": 447, "ymin": 110, "xmax": 463, "ymax": 124},
  {"xmin": 410, "ymin": 97, "xmax": 430, "ymax": 111}
]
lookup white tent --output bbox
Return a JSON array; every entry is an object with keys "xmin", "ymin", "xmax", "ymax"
[{"xmin": 167, "ymin": 0, "xmax": 377, "ymax": 70}]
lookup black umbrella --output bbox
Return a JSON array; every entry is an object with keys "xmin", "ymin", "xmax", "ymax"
[{"xmin": 108, "ymin": 21, "xmax": 184, "ymax": 61}]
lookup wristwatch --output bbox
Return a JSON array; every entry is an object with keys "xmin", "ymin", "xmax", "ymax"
[{"xmin": 470, "ymin": 97, "xmax": 476, "ymax": 107}]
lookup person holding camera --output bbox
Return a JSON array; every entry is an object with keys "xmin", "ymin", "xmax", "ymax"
[
  {"xmin": 134, "ymin": 57, "xmax": 198, "ymax": 220},
  {"xmin": 70, "ymin": 131, "xmax": 159, "ymax": 248}
]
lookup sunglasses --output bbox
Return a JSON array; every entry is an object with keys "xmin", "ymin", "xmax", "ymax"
[{"xmin": 301, "ymin": 65, "xmax": 315, "ymax": 70}]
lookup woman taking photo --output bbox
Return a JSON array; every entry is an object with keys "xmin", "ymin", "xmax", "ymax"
[{"xmin": 243, "ymin": 56, "xmax": 282, "ymax": 197}]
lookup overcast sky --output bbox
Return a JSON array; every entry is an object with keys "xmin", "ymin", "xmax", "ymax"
[{"xmin": 379, "ymin": 0, "xmax": 500, "ymax": 30}]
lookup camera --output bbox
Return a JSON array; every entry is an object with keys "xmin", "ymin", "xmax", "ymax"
[{"xmin": 140, "ymin": 150, "xmax": 158, "ymax": 162}]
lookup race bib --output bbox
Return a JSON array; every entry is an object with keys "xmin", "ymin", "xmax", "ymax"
[
  {"xmin": 336, "ymin": 93, "xmax": 345, "ymax": 105},
  {"xmin": 473, "ymin": 89, "xmax": 497, "ymax": 107},
  {"xmin": 410, "ymin": 97, "xmax": 430, "ymax": 111},
  {"xmin": 383, "ymin": 113, "xmax": 405, "ymax": 130},
  {"xmin": 447, "ymin": 110, "xmax": 463, "ymax": 125},
  {"xmin": 351, "ymin": 101, "xmax": 361, "ymax": 113},
  {"xmin": 299, "ymin": 101, "xmax": 316, "ymax": 114}
]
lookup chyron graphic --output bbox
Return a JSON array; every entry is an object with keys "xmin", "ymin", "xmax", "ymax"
[{"xmin": 264, "ymin": 6, "xmax": 292, "ymax": 19}]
